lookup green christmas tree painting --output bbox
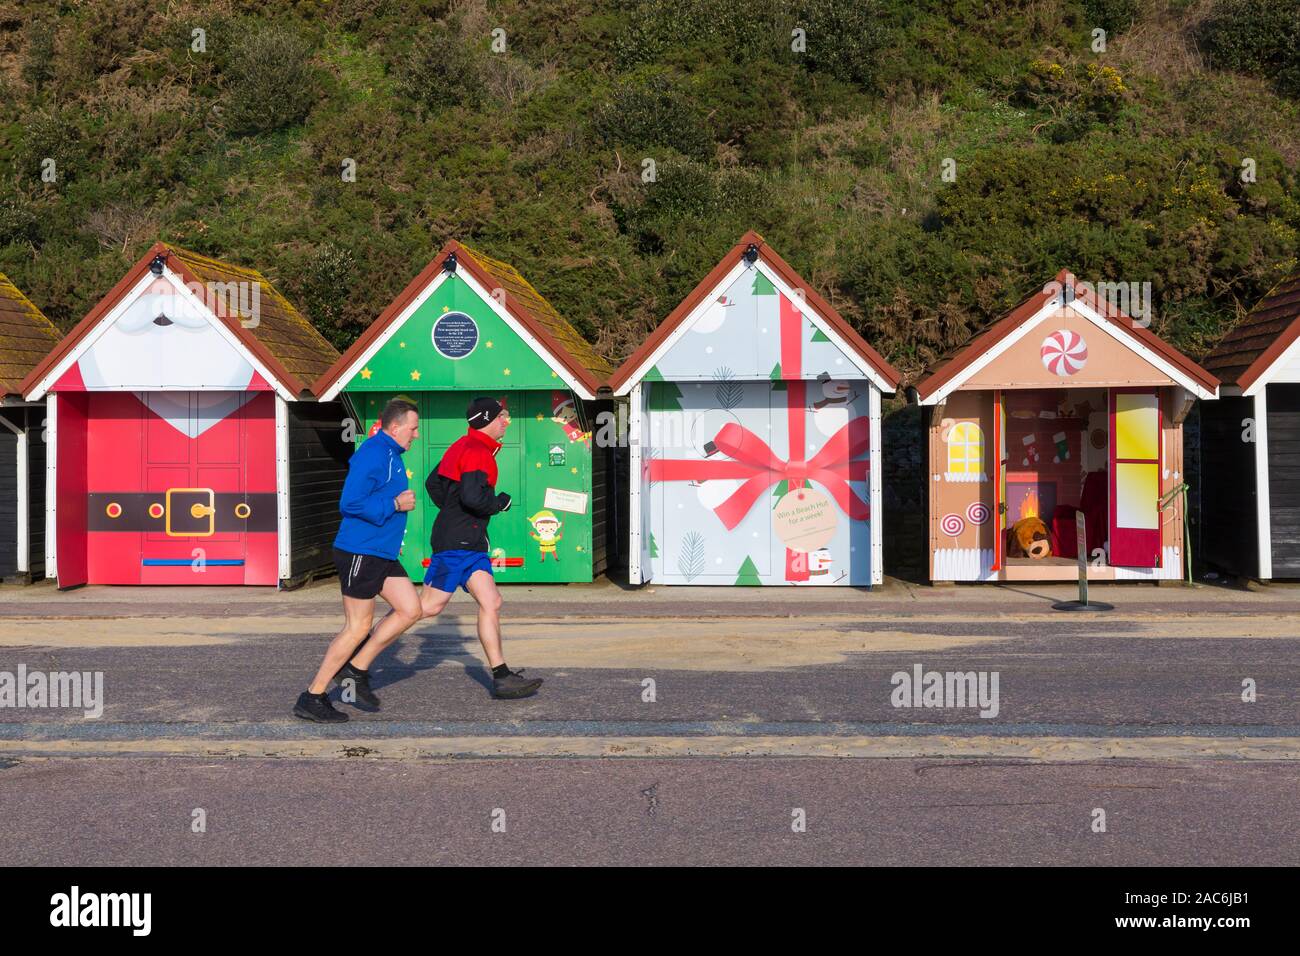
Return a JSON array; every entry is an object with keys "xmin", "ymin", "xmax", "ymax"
[
  {"xmin": 769, "ymin": 362, "xmax": 786, "ymax": 391},
  {"xmin": 752, "ymin": 271, "xmax": 776, "ymax": 296},
  {"xmin": 649, "ymin": 532, "xmax": 659, "ymax": 558},
  {"xmin": 735, "ymin": 555, "xmax": 762, "ymax": 586},
  {"xmin": 648, "ymin": 379, "xmax": 684, "ymax": 412}
]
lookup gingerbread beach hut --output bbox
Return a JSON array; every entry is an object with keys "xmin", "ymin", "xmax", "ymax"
[{"xmin": 913, "ymin": 271, "xmax": 1218, "ymax": 583}]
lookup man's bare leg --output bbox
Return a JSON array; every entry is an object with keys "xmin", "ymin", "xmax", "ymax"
[
  {"xmin": 308, "ymin": 596, "xmax": 375, "ymax": 694},
  {"xmin": 349, "ymin": 575, "xmax": 423, "ymax": 672},
  {"xmin": 464, "ymin": 570, "xmax": 505, "ymax": 668},
  {"xmin": 417, "ymin": 584, "xmax": 454, "ymax": 621}
]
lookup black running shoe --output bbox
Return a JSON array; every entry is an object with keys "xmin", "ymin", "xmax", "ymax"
[
  {"xmin": 333, "ymin": 661, "xmax": 381, "ymax": 711},
  {"xmin": 293, "ymin": 690, "xmax": 349, "ymax": 723},
  {"xmin": 492, "ymin": 668, "xmax": 543, "ymax": 700}
]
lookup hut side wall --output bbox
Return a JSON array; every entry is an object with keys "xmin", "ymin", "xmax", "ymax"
[
  {"xmin": 286, "ymin": 399, "xmax": 352, "ymax": 584},
  {"xmin": 1198, "ymin": 394, "xmax": 1258, "ymax": 579},
  {"xmin": 1267, "ymin": 384, "xmax": 1300, "ymax": 577}
]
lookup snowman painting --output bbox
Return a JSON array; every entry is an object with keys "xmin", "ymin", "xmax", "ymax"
[
  {"xmin": 811, "ymin": 375, "xmax": 859, "ymax": 438},
  {"xmin": 808, "ymin": 548, "xmax": 833, "ymax": 577},
  {"xmin": 691, "ymin": 294, "xmax": 735, "ymax": 335}
]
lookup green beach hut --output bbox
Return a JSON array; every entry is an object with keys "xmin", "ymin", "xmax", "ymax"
[{"xmin": 313, "ymin": 241, "xmax": 614, "ymax": 583}]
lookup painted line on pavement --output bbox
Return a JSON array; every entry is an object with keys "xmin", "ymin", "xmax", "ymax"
[{"xmin": 1, "ymin": 735, "xmax": 1298, "ymax": 762}]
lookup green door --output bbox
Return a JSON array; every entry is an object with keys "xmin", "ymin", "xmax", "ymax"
[{"xmin": 349, "ymin": 389, "xmax": 594, "ymax": 583}]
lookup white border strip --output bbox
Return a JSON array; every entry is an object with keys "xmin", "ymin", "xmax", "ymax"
[
  {"xmin": 275, "ymin": 395, "xmax": 292, "ymax": 583},
  {"xmin": 44, "ymin": 394, "xmax": 56, "ymax": 580},
  {"xmin": 1255, "ymin": 388, "xmax": 1272, "ymax": 580},
  {"xmin": 869, "ymin": 385, "xmax": 883, "ymax": 586},
  {"xmin": 627, "ymin": 382, "xmax": 643, "ymax": 585}
]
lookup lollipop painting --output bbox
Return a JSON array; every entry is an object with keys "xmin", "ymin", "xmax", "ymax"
[{"xmin": 1040, "ymin": 329, "xmax": 1088, "ymax": 376}]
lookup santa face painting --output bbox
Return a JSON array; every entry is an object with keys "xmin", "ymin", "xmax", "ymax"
[{"xmin": 77, "ymin": 277, "xmax": 255, "ymax": 391}]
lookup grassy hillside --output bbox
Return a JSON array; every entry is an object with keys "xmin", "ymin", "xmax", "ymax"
[{"xmin": 1, "ymin": 0, "xmax": 1298, "ymax": 381}]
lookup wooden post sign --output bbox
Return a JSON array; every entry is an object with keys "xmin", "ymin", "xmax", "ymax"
[
  {"xmin": 1052, "ymin": 508, "xmax": 1113, "ymax": 612},
  {"xmin": 1076, "ymin": 510, "xmax": 1088, "ymax": 606}
]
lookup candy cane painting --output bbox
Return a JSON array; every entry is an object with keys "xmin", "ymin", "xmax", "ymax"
[{"xmin": 1040, "ymin": 329, "xmax": 1088, "ymax": 376}]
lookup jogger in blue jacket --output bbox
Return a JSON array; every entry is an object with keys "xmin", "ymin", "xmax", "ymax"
[{"xmin": 294, "ymin": 398, "xmax": 424, "ymax": 723}]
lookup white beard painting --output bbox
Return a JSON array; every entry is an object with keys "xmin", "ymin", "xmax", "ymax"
[{"xmin": 77, "ymin": 277, "xmax": 256, "ymax": 391}]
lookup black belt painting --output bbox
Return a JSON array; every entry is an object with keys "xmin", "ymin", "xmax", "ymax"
[{"xmin": 87, "ymin": 491, "xmax": 278, "ymax": 535}]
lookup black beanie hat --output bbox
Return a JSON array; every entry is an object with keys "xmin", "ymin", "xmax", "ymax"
[{"xmin": 467, "ymin": 396, "xmax": 504, "ymax": 429}]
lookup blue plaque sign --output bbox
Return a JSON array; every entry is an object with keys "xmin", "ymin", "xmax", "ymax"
[{"xmin": 432, "ymin": 311, "xmax": 478, "ymax": 359}]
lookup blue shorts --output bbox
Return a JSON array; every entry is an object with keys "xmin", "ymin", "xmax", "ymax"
[{"xmin": 423, "ymin": 549, "xmax": 494, "ymax": 593}]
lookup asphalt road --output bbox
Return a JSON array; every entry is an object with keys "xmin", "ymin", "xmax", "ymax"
[
  {"xmin": 2, "ymin": 756, "xmax": 1296, "ymax": 866},
  {"xmin": 2, "ymin": 580, "xmax": 1297, "ymax": 866}
]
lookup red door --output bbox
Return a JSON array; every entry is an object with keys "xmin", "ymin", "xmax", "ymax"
[
  {"xmin": 85, "ymin": 391, "xmax": 278, "ymax": 584},
  {"xmin": 1108, "ymin": 388, "xmax": 1162, "ymax": 568}
]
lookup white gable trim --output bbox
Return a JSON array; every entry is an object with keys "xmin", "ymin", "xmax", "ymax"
[
  {"xmin": 1242, "ymin": 330, "xmax": 1300, "ymax": 396},
  {"xmin": 613, "ymin": 258, "xmax": 892, "ymax": 395},
  {"xmin": 1069, "ymin": 298, "xmax": 1216, "ymax": 399},
  {"xmin": 317, "ymin": 268, "xmax": 451, "ymax": 402},
  {"xmin": 918, "ymin": 298, "xmax": 1059, "ymax": 406},
  {"xmin": 318, "ymin": 267, "xmax": 595, "ymax": 402},
  {"xmin": 920, "ymin": 295, "xmax": 1217, "ymax": 404},
  {"xmin": 457, "ymin": 267, "xmax": 595, "ymax": 400},
  {"xmin": 24, "ymin": 267, "xmax": 296, "ymax": 402}
]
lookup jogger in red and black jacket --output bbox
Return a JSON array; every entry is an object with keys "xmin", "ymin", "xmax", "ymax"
[{"xmin": 418, "ymin": 397, "xmax": 542, "ymax": 700}]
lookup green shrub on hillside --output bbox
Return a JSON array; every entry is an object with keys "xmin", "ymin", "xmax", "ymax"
[
  {"xmin": 224, "ymin": 25, "xmax": 320, "ymax": 134},
  {"xmin": 592, "ymin": 76, "xmax": 715, "ymax": 162},
  {"xmin": 1201, "ymin": 0, "xmax": 1300, "ymax": 97},
  {"xmin": 393, "ymin": 26, "xmax": 485, "ymax": 113}
]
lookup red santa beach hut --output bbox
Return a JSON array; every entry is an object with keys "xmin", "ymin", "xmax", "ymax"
[{"xmin": 20, "ymin": 243, "xmax": 349, "ymax": 588}]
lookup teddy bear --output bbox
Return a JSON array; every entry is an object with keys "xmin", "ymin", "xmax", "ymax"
[{"xmin": 1006, "ymin": 516, "xmax": 1052, "ymax": 559}]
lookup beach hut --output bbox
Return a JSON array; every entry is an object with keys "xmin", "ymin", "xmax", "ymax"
[
  {"xmin": 0, "ymin": 273, "xmax": 61, "ymax": 583},
  {"xmin": 313, "ymin": 240, "xmax": 615, "ymax": 583},
  {"xmin": 1200, "ymin": 268, "xmax": 1300, "ymax": 580},
  {"xmin": 19, "ymin": 243, "xmax": 349, "ymax": 588},
  {"xmin": 609, "ymin": 231, "xmax": 902, "ymax": 586},
  {"xmin": 912, "ymin": 270, "xmax": 1218, "ymax": 583}
]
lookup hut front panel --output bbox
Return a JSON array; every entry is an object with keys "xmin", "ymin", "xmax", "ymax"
[
  {"xmin": 928, "ymin": 387, "xmax": 1186, "ymax": 581},
  {"xmin": 963, "ymin": 307, "xmax": 1174, "ymax": 391},
  {"xmin": 345, "ymin": 272, "xmax": 560, "ymax": 392},
  {"xmin": 644, "ymin": 378, "xmax": 873, "ymax": 585},
  {"xmin": 79, "ymin": 390, "xmax": 278, "ymax": 585},
  {"xmin": 1267, "ymin": 384, "xmax": 1300, "ymax": 576},
  {"xmin": 350, "ymin": 389, "xmax": 595, "ymax": 583},
  {"xmin": 929, "ymin": 390, "xmax": 998, "ymax": 580},
  {"xmin": 646, "ymin": 262, "xmax": 867, "ymax": 382}
]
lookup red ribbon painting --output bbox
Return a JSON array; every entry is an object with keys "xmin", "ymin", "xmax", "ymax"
[{"xmin": 647, "ymin": 291, "xmax": 871, "ymax": 580}]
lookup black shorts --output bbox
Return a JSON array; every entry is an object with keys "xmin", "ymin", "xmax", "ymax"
[{"xmin": 333, "ymin": 548, "xmax": 406, "ymax": 600}]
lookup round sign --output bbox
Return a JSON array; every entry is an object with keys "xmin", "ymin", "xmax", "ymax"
[
  {"xmin": 772, "ymin": 487, "xmax": 839, "ymax": 553},
  {"xmin": 432, "ymin": 311, "xmax": 479, "ymax": 359}
]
